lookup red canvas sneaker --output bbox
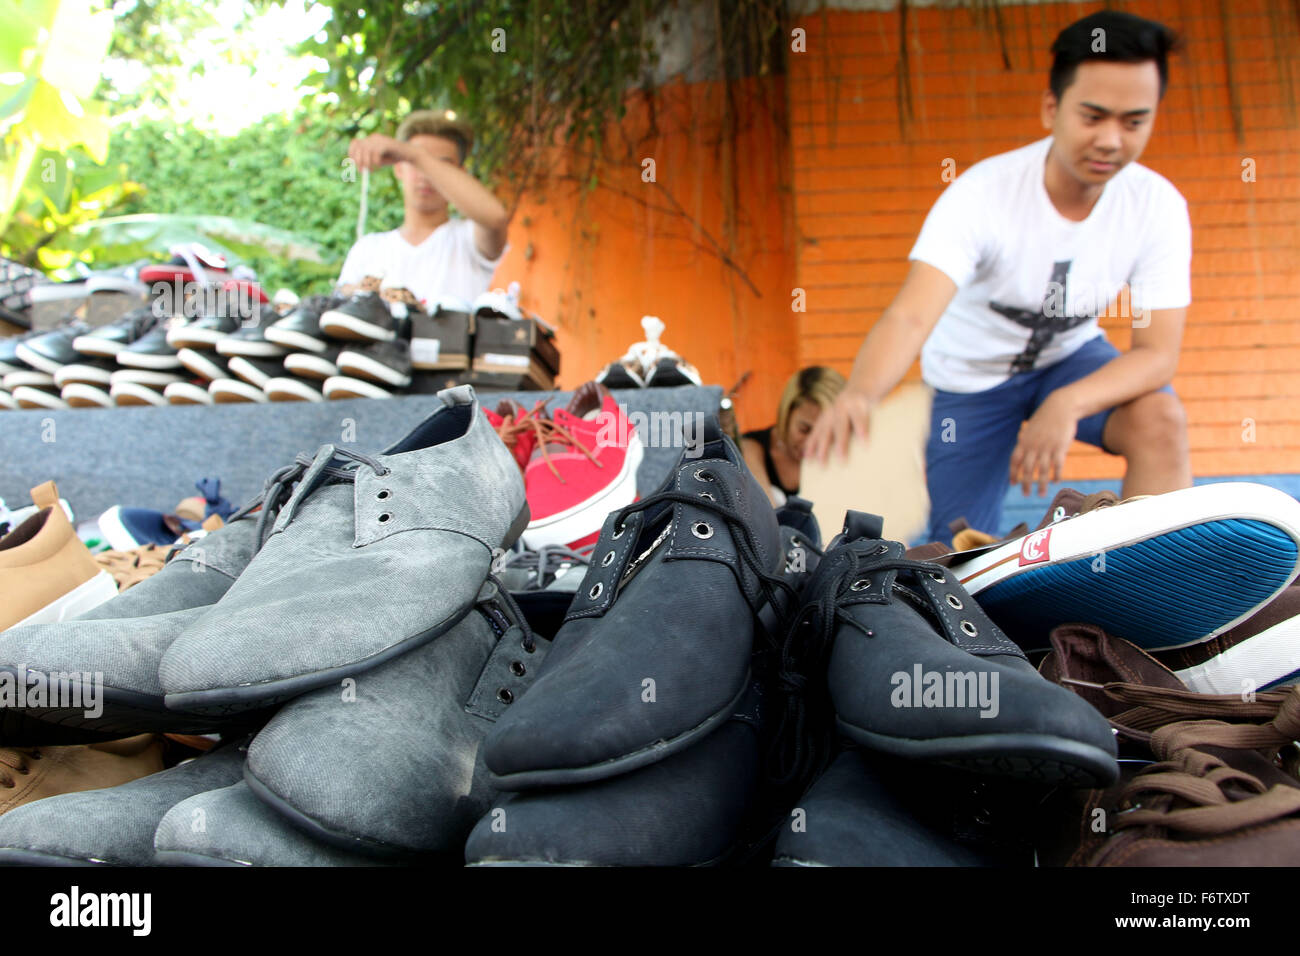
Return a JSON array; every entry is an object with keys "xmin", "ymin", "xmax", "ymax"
[{"xmin": 519, "ymin": 381, "xmax": 644, "ymax": 549}]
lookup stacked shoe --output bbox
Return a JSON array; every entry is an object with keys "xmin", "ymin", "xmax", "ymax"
[
  {"xmin": 595, "ymin": 315, "xmax": 702, "ymax": 389},
  {"xmin": 939, "ymin": 484, "xmax": 1300, "ymax": 653},
  {"xmin": 467, "ymin": 419, "xmax": 804, "ymax": 865}
]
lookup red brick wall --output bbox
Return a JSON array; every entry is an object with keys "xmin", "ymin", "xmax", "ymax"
[{"xmin": 789, "ymin": 0, "xmax": 1300, "ymax": 479}]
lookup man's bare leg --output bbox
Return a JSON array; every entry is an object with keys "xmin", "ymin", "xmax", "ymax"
[{"xmin": 1102, "ymin": 390, "xmax": 1193, "ymax": 498}]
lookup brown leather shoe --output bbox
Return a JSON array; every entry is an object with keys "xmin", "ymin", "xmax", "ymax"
[
  {"xmin": 0, "ymin": 481, "xmax": 117, "ymax": 630},
  {"xmin": 1036, "ymin": 623, "xmax": 1300, "ymax": 867},
  {"xmin": 0, "ymin": 734, "xmax": 165, "ymax": 816}
]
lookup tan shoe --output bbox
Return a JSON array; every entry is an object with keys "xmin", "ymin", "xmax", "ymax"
[
  {"xmin": 0, "ymin": 734, "xmax": 165, "ymax": 817},
  {"xmin": 0, "ymin": 481, "xmax": 118, "ymax": 631}
]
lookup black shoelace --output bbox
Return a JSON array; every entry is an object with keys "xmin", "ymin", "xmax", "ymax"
[
  {"xmin": 768, "ymin": 549, "xmax": 965, "ymax": 793},
  {"xmin": 229, "ymin": 446, "xmax": 390, "ymax": 550}
]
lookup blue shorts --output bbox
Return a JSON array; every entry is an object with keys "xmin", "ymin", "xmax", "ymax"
[{"xmin": 924, "ymin": 335, "xmax": 1175, "ymax": 543}]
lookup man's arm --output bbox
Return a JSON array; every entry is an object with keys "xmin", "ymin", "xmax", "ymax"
[
  {"xmin": 348, "ymin": 135, "xmax": 511, "ymax": 260},
  {"xmin": 1009, "ymin": 306, "xmax": 1186, "ymax": 494},
  {"xmin": 806, "ymin": 260, "xmax": 958, "ymax": 462}
]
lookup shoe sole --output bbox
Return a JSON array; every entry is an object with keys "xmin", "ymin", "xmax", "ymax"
[
  {"xmin": 264, "ymin": 327, "xmax": 327, "ymax": 353},
  {"xmin": 161, "ymin": 502, "xmax": 533, "ymax": 716},
  {"xmin": 1169, "ymin": 614, "xmax": 1300, "ymax": 693},
  {"xmin": 836, "ymin": 720, "xmax": 1118, "ymax": 788},
  {"xmin": 336, "ymin": 351, "xmax": 411, "ymax": 387},
  {"xmin": 176, "ymin": 348, "xmax": 229, "ymax": 382},
  {"xmin": 14, "ymin": 343, "xmax": 69, "ymax": 375},
  {"xmin": 164, "ymin": 382, "xmax": 214, "ymax": 405},
  {"xmin": 322, "ymin": 376, "xmax": 391, "ymax": 400},
  {"xmin": 215, "ymin": 339, "xmax": 287, "ymax": 359},
  {"xmin": 70, "ymin": 337, "xmax": 126, "ymax": 357},
  {"xmin": 210, "ymin": 379, "xmax": 268, "ymax": 403},
  {"xmin": 3, "ymin": 371, "xmax": 56, "ymax": 389},
  {"xmin": 166, "ymin": 329, "xmax": 230, "ymax": 349},
  {"xmin": 225, "ymin": 357, "xmax": 274, "ymax": 388},
  {"xmin": 8, "ymin": 570, "xmax": 118, "ymax": 628},
  {"xmin": 62, "ymin": 384, "xmax": 114, "ymax": 408},
  {"xmin": 487, "ymin": 669, "xmax": 751, "ymax": 791},
  {"xmin": 520, "ymin": 435, "xmax": 644, "ymax": 549},
  {"xmin": 0, "ymin": 666, "xmax": 269, "ymax": 744},
  {"xmin": 319, "ymin": 310, "xmax": 395, "ymax": 342},
  {"xmin": 110, "ymin": 383, "xmax": 167, "ymax": 406},
  {"xmin": 284, "ymin": 355, "xmax": 337, "ymax": 379},
  {"xmin": 151, "ymin": 850, "xmax": 250, "ymax": 867},
  {"xmin": 12, "ymin": 386, "xmax": 69, "ymax": 410},
  {"xmin": 0, "ymin": 847, "xmax": 100, "ymax": 866},
  {"xmin": 952, "ymin": 484, "xmax": 1300, "ymax": 650},
  {"xmin": 115, "ymin": 351, "xmax": 182, "ymax": 369},
  {"xmin": 263, "ymin": 377, "xmax": 322, "ymax": 402},
  {"xmin": 54, "ymin": 366, "xmax": 113, "ymax": 387}
]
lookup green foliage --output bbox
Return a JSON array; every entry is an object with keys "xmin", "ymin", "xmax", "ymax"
[
  {"xmin": 297, "ymin": 0, "xmax": 668, "ymax": 197},
  {"xmin": 107, "ymin": 111, "xmax": 405, "ymax": 293}
]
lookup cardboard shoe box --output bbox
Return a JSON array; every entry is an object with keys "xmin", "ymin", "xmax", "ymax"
[
  {"xmin": 410, "ymin": 303, "xmax": 475, "ymax": 371},
  {"xmin": 471, "ymin": 316, "xmax": 560, "ymax": 387}
]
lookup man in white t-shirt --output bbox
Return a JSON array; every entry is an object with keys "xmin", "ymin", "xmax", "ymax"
[
  {"xmin": 807, "ymin": 10, "xmax": 1192, "ymax": 544},
  {"xmin": 341, "ymin": 111, "xmax": 510, "ymax": 306}
]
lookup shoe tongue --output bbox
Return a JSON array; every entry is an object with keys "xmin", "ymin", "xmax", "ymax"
[
  {"xmin": 1034, "ymin": 488, "xmax": 1089, "ymax": 530},
  {"xmin": 841, "ymin": 510, "xmax": 884, "ymax": 541},
  {"xmin": 1039, "ymin": 623, "xmax": 1186, "ymax": 719},
  {"xmin": 683, "ymin": 414, "xmax": 728, "ymax": 461}
]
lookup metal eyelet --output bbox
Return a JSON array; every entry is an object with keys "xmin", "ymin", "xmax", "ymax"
[
  {"xmin": 946, "ymin": 593, "xmax": 964, "ymax": 609},
  {"xmin": 521, "ymin": 637, "xmax": 535, "ymax": 654},
  {"xmin": 1053, "ymin": 506, "xmax": 1065, "ymax": 522},
  {"xmin": 589, "ymin": 582, "xmax": 604, "ymax": 600},
  {"xmin": 611, "ymin": 524, "xmax": 625, "ymax": 540},
  {"xmin": 849, "ymin": 578, "xmax": 871, "ymax": 591},
  {"xmin": 601, "ymin": 551, "xmax": 615, "ymax": 567},
  {"xmin": 694, "ymin": 469, "xmax": 715, "ymax": 482},
  {"xmin": 929, "ymin": 570, "xmax": 945, "ymax": 582},
  {"xmin": 691, "ymin": 521, "xmax": 714, "ymax": 540},
  {"xmin": 509, "ymin": 661, "xmax": 526, "ymax": 677},
  {"xmin": 497, "ymin": 688, "xmax": 514, "ymax": 704},
  {"xmin": 377, "ymin": 489, "xmax": 391, "ymax": 500},
  {"xmin": 876, "ymin": 544, "xmax": 889, "ymax": 555},
  {"xmin": 960, "ymin": 620, "xmax": 978, "ymax": 637},
  {"xmin": 378, "ymin": 512, "xmax": 393, "ymax": 523},
  {"xmin": 699, "ymin": 492, "xmax": 715, "ymax": 501}
]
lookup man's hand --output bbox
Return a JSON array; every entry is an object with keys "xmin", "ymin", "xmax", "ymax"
[
  {"xmin": 1009, "ymin": 392, "xmax": 1079, "ymax": 497},
  {"xmin": 348, "ymin": 134, "xmax": 414, "ymax": 172},
  {"xmin": 806, "ymin": 388, "xmax": 875, "ymax": 464}
]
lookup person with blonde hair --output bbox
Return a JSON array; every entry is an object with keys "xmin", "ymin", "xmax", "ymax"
[
  {"xmin": 340, "ymin": 110, "xmax": 511, "ymax": 304},
  {"xmin": 742, "ymin": 366, "xmax": 846, "ymax": 505}
]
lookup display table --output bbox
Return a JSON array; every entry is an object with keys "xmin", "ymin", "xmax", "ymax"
[{"xmin": 0, "ymin": 385, "xmax": 723, "ymax": 517}]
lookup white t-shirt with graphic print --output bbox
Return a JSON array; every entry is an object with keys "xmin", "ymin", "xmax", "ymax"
[
  {"xmin": 336, "ymin": 217, "xmax": 505, "ymax": 307},
  {"xmin": 909, "ymin": 136, "xmax": 1192, "ymax": 394}
]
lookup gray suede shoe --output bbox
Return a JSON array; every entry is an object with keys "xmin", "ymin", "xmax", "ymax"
[
  {"xmin": 160, "ymin": 386, "xmax": 529, "ymax": 715},
  {"xmin": 0, "ymin": 743, "xmax": 246, "ymax": 866},
  {"xmin": 0, "ymin": 517, "xmax": 265, "ymax": 745},
  {"xmin": 153, "ymin": 781, "xmax": 387, "ymax": 867},
  {"xmin": 244, "ymin": 582, "xmax": 549, "ymax": 860}
]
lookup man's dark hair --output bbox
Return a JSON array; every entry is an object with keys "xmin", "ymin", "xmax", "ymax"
[{"xmin": 1049, "ymin": 11, "xmax": 1182, "ymax": 100}]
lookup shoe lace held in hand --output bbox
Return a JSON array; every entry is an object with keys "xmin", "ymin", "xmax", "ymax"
[
  {"xmin": 1109, "ymin": 687, "xmax": 1300, "ymax": 836},
  {"xmin": 0, "ymin": 747, "xmax": 37, "ymax": 789}
]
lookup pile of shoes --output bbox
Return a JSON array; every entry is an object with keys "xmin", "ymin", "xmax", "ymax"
[
  {"xmin": 1, "ymin": 385, "xmax": 1298, "ymax": 867},
  {"xmin": 596, "ymin": 315, "xmax": 701, "ymax": 389}
]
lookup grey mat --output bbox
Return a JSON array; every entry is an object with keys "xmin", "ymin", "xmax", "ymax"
[{"xmin": 0, "ymin": 385, "xmax": 722, "ymax": 518}]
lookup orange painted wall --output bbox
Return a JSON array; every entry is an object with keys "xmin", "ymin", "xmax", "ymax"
[
  {"xmin": 789, "ymin": 0, "xmax": 1300, "ymax": 479},
  {"xmin": 491, "ymin": 75, "xmax": 797, "ymax": 431}
]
